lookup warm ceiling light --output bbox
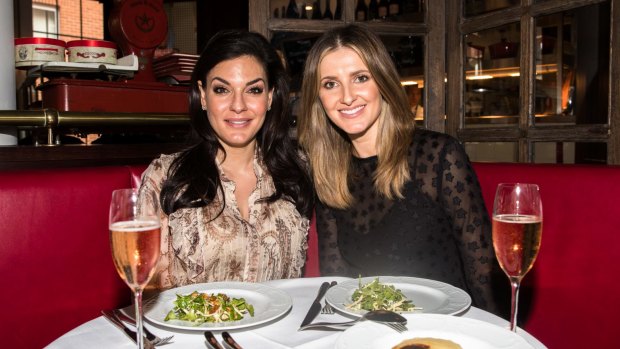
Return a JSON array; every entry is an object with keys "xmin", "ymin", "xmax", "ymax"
[
  {"xmin": 401, "ymin": 81, "xmax": 418, "ymax": 86},
  {"xmin": 466, "ymin": 75, "xmax": 493, "ymax": 80}
]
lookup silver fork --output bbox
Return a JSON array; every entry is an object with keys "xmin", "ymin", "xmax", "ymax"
[
  {"xmin": 101, "ymin": 310, "xmax": 155, "ymax": 349},
  {"xmin": 385, "ymin": 322, "xmax": 408, "ymax": 333},
  {"xmin": 320, "ymin": 302, "xmax": 335, "ymax": 314},
  {"xmin": 112, "ymin": 309, "xmax": 174, "ymax": 346}
]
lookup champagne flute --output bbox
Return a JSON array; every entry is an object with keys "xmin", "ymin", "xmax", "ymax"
[
  {"xmin": 492, "ymin": 183, "xmax": 542, "ymax": 332},
  {"xmin": 109, "ymin": 189, "xmax": 161, "ymax": 349}
]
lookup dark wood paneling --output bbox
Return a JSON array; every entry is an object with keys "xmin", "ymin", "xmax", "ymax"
[
  {"xmin": 0, "ymin": 143, "xmax": 186, "ymax": 171},
  {"xmin": 425, "ymin": 0, "xmax": 446, "ymax": 132},
  {"xmin": 609, "ymin": 0, "xmax": 620, "ymax": 163},
  {"xmin": 446, "ymin": 0, "xmax": 462, "ymax": 137}
]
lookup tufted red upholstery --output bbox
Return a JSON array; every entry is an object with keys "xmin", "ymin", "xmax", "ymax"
[
  {"xmin": 2, "ymin": 162, "xmax": 617, "ymax": 348},
  {"xmin": 0, "ymin": 165, "xmax": 146, "ymax": 349},
  {"xmin": 473, "ymin": 162, "xmax": 620, "ymax": 349}
]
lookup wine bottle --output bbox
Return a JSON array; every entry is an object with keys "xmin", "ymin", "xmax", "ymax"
[
  {"xmin": 334, "ymin": 0, "xmax": 342, "ymax": 19},
  {"xmin": 389, "ymin": 0, "xmax": 401, "ymax": 17},
  {"xmin": 355, "ymin": 0, "xmax": 368, "ymax": 21},
  {"xmin": 368, "ymin": 0, "xmax": 379, "ymax": 20},
  {"xmin": 378, "ymin": 0, "xmax": 388, "ymax": 19},
  {"xmin": 311, "ymin": 1, "xmax": 322, "ymax": 19},
  {"xmin": 324, "ymin": 0, "xmax": 334, "ymax": 20},
  {"xmin": 286, "ymin": 0, "xmax": 300, "ymax": 18},
  {"xmin": 401, "ymin": 0, "xmax": 417, "ymax": 14}
]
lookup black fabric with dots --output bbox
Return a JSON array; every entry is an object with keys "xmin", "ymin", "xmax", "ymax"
[{"xmin": 316, "ymin": 129, "xmax": 500, "ymax": 313}]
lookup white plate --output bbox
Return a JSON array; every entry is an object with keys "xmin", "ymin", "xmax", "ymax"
[
  {"xmin": 325, "ymin": 276, "xmax": 471, "ymax": 317},
  {"xmin": 144, "ymin": 282, "xmax": 292, "ymax": 331},
  {"xmin": 335, "ymin": 314, "xmax": 534, "ymax": 349}
]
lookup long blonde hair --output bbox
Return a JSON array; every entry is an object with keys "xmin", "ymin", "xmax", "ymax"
[{"xmin": 298, "ymin": 24, "xmax": 415, "ymax": 209}]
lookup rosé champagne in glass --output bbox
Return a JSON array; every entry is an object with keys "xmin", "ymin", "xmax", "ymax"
[
  {"xmin": 492, "ymin": 183, "xmax": 542, "ymax": 332},
  {"xmin": 109, "ymin": 220, "xmax": 160, "ymax": 289},
  {"xmin": 109, "ymin": 189, "xmax": 160, "ymax": 349}
]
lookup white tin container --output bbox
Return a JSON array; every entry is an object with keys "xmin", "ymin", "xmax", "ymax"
[
  {"xmin": 67, "ymin": 40, "xmax": 117, "ymax": 64},
  {"xmin": 14, "ymin": 37, "xmax": 66, "ymax": 69}
]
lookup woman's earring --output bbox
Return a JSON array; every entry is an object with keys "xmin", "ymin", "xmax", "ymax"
[{"xmin": 201, "ymin": 105, "xmax": 207, "ymax": 111}]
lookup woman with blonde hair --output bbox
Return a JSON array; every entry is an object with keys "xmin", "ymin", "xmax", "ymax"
[{"xmin": 298, "ymin": 24, "xmax": 501, "ymax": 314}]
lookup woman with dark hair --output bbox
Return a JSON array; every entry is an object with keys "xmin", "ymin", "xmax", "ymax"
[
  {"xmin": 140, "ymin": 30, "xmax": 314, "ymax": 289},
  {"xmin": 298, "ymin": 24, "xmax": 502, "ymax": 314}
]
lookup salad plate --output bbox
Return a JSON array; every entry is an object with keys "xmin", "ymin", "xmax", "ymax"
[
  {"xmin": 325, "ymin": 276, "xmax": 471, "ymax": 317},
  {"xmin": 335, "ymin": 314, "xmax": 534, "ymax": 349},
  {"xmin": 144, "ymin": 282, "xmax": 292, "ymax": 331}
]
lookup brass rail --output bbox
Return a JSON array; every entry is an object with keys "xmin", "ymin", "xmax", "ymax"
[{"xmin": 0, "ymin": 109, "xmax": 190, "ymax": 145}]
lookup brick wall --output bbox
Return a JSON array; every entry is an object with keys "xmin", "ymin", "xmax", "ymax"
[{"xmin": 33, "ymin": 0, "xmax": 103, "ymax": 41}]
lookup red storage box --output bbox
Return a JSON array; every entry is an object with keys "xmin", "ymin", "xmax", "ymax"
[{"xmin": 39, "ymin": 78, "xmax": 189, "ymax": 113}]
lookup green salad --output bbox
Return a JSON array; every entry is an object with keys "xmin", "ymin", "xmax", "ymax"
[
  {"xmin": 346, "ymin": 277, "xmax": 418, "ymax": 312},
  {"xmin": 164, "ymin": 291, "xmax": 254, "ymax": 324}
]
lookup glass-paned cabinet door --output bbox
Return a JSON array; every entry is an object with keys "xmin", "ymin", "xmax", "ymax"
[
  {"xmin": 382, "ymin": 34, "xmax": 425, "ymax": 125},
  {"xmin": 270, "ymin": 0, "xmax": 343, "ymax": 20},
  {"xmin": 464, "ymin": 23, "xmax": 520, "ymax": 128},
  {"xmin": 270, "ymin": 32, "xmax": 322, "ymax": 128},
  {"xmin": 464, "ymin": 0, "xmax": 518, "ymax": 17},
  {"xmin": 534, "ymin": 1, "xmax": 610, "ymax": 126}
]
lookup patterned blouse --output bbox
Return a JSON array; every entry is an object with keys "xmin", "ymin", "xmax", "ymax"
[
  {"xmin": 139, "ymin": 152, "xmax": 310, "ymax": 290},
  {"xmin": 316, "ymin": 129, "xmax": 502, "ymax": 314}
]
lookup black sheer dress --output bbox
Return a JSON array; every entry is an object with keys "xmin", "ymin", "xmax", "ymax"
[{"xmin": 316, "ymin": 129, "xmax": 502, "ymax": 314}]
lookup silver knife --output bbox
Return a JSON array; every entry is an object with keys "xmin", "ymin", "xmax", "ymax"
[
  {"xmin": 222, "ymin": 331, "xmax": 244, "ymax": 349},
  {"xmin": 204, "ymin": 331, "xmax": 225, "ymax": 349},
  {"xmin": 299, "ymin": 281, "xmax": 331, "ymax": 329}
]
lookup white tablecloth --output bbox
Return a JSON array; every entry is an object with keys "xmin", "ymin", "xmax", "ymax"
[{"xmin": 46, "ymin": 277, "xmax": 547, "ymax": 349}]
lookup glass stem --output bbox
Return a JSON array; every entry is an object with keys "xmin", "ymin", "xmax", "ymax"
[
  {"xmin": 509, "ymin": 278, "xmax": 521, "ymax": 332},
  {"xmin": 134, "ymin": 288, "xmax": 145, "ymax": 349}
]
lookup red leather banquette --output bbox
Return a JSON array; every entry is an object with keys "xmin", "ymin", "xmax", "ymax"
[
  {"xmin": 305, "ymin": 162, "xmax": 620, "ymax": 349},
  {"xmin": 1, "ymin": 162, "xmax": 619, "ymax": 348}
]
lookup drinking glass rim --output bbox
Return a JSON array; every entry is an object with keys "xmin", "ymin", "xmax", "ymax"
[{"xmin": 496, "ymin": 182, "xmax": 539, "ymax": 189}]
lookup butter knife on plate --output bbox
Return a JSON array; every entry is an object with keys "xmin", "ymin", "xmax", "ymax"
[{"xmin": 298, "ymin": 281, "xmax": 331, "ymax": 330}]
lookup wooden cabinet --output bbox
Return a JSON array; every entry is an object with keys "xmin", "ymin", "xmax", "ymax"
[
  {"xmin": 452, "ymin": 0, "xmax": 618, "ymax": 164},
  {"xmin": 249, "ymin": 0, "xmax": 447, "ymax": 132},
  {"xmin": 250, "ymin": 0, "xmax": 620, "ymax": 164}
]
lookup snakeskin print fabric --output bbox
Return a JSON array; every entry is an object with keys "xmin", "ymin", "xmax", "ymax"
[{"xmin": 139, "ymin": 152, "xmax": 309, "ymax": 290}]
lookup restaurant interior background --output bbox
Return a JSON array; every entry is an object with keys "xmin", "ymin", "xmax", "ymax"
[{"xmin": 4, "ymin": 0, "xmax": 619, "ymax": 169}]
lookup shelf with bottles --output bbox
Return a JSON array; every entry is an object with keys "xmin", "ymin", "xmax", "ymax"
[
  {"xmin": 463, "ymin": 63, "xmax": 576, "ymax": 125},
  {"xmin": 354, "ymin": 0, "xmax": 425, "ymax": 23},
  {"xmin": 465, "ymin": 62, "xmax": 558, "ymax": 80},
  {"xmin": 269, "ymin": 0, "xmax": 424, "ymax": 22},
  {"xmin": 271, "ymin": 0, "xmax": 343, "ymax": 20}
]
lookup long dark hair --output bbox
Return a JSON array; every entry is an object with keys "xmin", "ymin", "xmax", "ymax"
[{"xmin": 160, "ymin": 30, "xmax": 314, "ymax": 218}]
